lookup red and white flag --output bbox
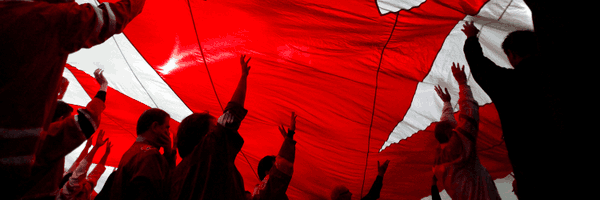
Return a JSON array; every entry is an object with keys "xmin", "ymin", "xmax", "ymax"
[{"xmin": 63, "ymin": 0, "xmax": 532, "ymax": 199}]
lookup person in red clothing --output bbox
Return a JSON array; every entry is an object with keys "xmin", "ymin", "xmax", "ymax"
[
  {"xmin": 252, "ymin": 112, "xmax": 297, "ymax": 200},
  {"xmin": 109, "ymin": 108, "xmax": 176, "ymax": 200},
  {"xmin": 17, "ymin": 69, "xmax": 109, "ymax": 200},
  {"xmin": 0, "ymin": 0, "xmax": 146, "ymax": 193},
  {"xmin": 57, "ymin": 130, "xmax": 112, "ymax": 200},
  {"xmin": 431, "ymin": 63, "xmax": 500, "ymax": 200},
  {"xmin": 330, "ymin": 160, "xmax": 389, "ymax": 200},
  {"xmin": 169, "ymin": 55, "xmax": 251, "ymax": 200}
]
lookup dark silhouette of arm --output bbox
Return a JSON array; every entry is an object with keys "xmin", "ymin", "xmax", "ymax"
[
  {"xmin": 361, "ymin": 175, "xmax": 384, "ymax": 200},
  {"xmin": 59, "ymin": 0, "xmax": 147, "ymax": 52},
  {"xmin": 463, "ymin": 37, "xmax": 512, "ymax": 96}
]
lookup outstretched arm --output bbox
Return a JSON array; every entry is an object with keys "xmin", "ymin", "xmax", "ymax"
[
  {"xmin": 361, "ymin": 160, "xmax": 390, "ymax": 200},
  {"xmin": 462, "ymin": 21, "xmax": 511, "ymax": 93},
  {"xmin": 253, "ymin": 112, "xmax": 298, "ymax": 200},
  {"xmin": 88, "ymin": 141, "xmax": 112, "ymax": 187},
  {"xmin": 217, "ymin": 55, "xmax": 251, "ymax": 130},
  {"xmin": 451, "ymin": 63, "xmax": 478, "ymax": 141},
  {"xmin": 77, "ymin": 130, "xmax": 108, "ymax": 173},
  {"xmin": 57, "ymin": 131, "xmax": 108, "ymax": 199},
  {"xmin": 65, "ymin": 137, "xmax": 93, "ymax": 175},
  {"xmin": 60, "ymin": 0, "xmax": 147, "ymax": 52},
  {"xmin": 277, "ymin": 112, "xmax": 297, "ymax": 165},
  {"xmin": 209, "ymin": 55, "xmax": 251, "ymax": 164},
  {"xmin": 230, "ymin": 55, "xmax": 251, "ymax": 107},
  {"xmin": 435, "ymin": 86, "xmax": 456, "ymax": 126},
  {"xmin": 74, "ymin": 68, "xmax": 108, "ymax": 138},
  {"xmin": 94, "ymin": 69, "xmax": 108, "ymax": 102}
]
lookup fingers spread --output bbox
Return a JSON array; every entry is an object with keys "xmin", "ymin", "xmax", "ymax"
[{"xmin": 279, "ymin": 125, "xmax": 287, "ymax": 138}]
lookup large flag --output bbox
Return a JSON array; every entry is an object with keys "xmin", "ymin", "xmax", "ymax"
[{"xmin": 62, "ymin": 0, "xmax": 532, "ymax": 199}]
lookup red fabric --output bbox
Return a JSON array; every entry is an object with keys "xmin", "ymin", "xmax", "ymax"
[{"xmin": 63, "ymin": 0, "xmax": 517, "ymax": 199}]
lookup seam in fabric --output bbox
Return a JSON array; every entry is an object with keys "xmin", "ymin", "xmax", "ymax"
[
  {"xmin": 185, "ymin": 0, "xmax": 259, "ymax": 181},
  {"xmin": 360, "ymin": 12, "xmax": 400, "ymax": 198}
]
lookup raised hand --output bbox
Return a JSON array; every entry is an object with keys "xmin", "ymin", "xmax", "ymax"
[
  {"xmin": 104, "ymin": 141, "xmax": 113, "ymax": 155},
  {"xmin": 378, "ymin": 160, "xmax": 390, "ymax": 177},
  {"xmin": 451, "ymin": 62, "xmax": 468, "ymax": 85},
  {"xmin": 162, "ymin": 132, "xmax": 177, "ymax": 168},
  {"xmin": 278, "ymin": 112, "xmax": 297, "ymax": 139},
  {"xmin": 278, "ymin": 125, "xmax": 287, "ymax": 139},
  {"xmin": 240, "ymin": 54, "xmax": 251, "ymax": 77},
  {"xmin": 461, "ymin": 21, "xmax": 479, "ymax": 38},
  {"xmin": 289, "ymin": 112, "xmax": 297, "ymax": 133},
  {"xmin": 84, "ymin": 137, "xmax": 93, "ymax": 149},
  {"xmin": 95, "ymin": 130, "xmax": 108, "ymax": 147},
  {"xmin": 94, "ymin": 68, "xmax": 108, "ymax": 91},
  {"xmin": 98, "ymin": 140, "xmax": 113, "ymax": 165},
  {"xmin": 434, "ymin": 85, "xmax": 451, "ymax": 102},
  {"xmin": 157, "ymin": 130, "xmax": 172, "ymax": 153}
]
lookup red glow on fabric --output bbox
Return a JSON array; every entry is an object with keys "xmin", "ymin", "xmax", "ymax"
[{"xmin": 65, "ymin": 0, "xmax": 513, "ymax": 199}]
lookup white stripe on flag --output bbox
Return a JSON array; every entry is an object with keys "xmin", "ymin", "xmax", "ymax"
[
  {"xmin": 68, "ymin": 0, "xmax": 192, "ymax": 121},
  {"xmin": 62, "ymin": 67, "xmax": 93, "ymax": 107},
  {"xmin": 380, "ymin": 0, "xmax": 533, "ymax": 151},
  {"xmin": 67, "ymin": 33, "xmax": 193, "ymax": 122},
  {"xmin": 376, "ymin": 0, "xmax": 426, "ymax": 15}
]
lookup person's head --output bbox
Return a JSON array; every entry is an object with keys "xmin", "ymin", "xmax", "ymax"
[
  {"xmin": 502, "ymin": 30, "xmax": 539, "ymax": 67},
  {"xmin": 177, "ymin": 112, "xmax": 216, "ymax": 158},
  {"xmin": 257, "ymin": 155, "xmax": 276, "ymax": 181},
  {"xmin": 331, "ymin": 185, "xmax": 351, "ymax": 200},
  {"xmin": 52, "ymin": 100, "xmax": 73, "ymax": 122},
  {"xmin": 434, "ymin": 121, "xmax": 455, "ymax": 144},
  {"xmin": 136, "ymin": 108, "xmax": 170, "ymax": 138}
]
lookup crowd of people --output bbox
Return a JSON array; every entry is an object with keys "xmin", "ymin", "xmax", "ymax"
[{"xmin": 1, "ymin": 0, "xmax": 568, "ymax": 199}]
